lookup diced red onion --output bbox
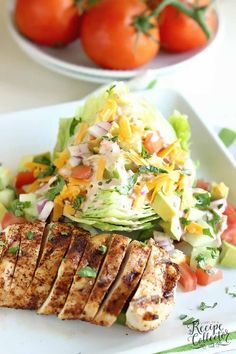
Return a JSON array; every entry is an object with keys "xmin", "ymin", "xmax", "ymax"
[
  {"xmin": 36, "ymin": 198, "xmax": 48, "ymax": 213},
  {"xmin": 68, "ymin": 156, "xmax": 81, "ymax": 167},
  {"xmin": 35, "ymin": 184, "xmax": 49, "ymax": 195},
  {"xmin": 154, "ymin": 231, "xmax": 175, "ymax": 253},
  {"xmin": 97, "ymin": 121, "xmax": 111, "ymax": 131},
  {"xmin": 68, "ymin": 143, "xmax": 89, "ymax": 157},
  {"xmin": 88, "ymin": 124, "xmax": 107, "ymax": 138},
  {"xmin": 38, "ymin": 201, "xmax": 54, "ymax": 221},
  {"xmin": 210, "ymin": 198, "xmax": 227, "ymax": 213},
  {"xmin": 140, "ymin": 185, "xmax": 149, "ymax": 196},
  {"xmin": 59, "ymin": 167, "xmax": 71, "ymax": 177}
]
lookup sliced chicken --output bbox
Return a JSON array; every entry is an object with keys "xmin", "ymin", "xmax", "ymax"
[
  {"xmin": 0, "ymin": 224, "xmax": 22, "ymax": 305},
  {"xmin": 80, "ymin": 234, "xmax": 131, "ymax": 322},
  {"xmin": 0, "ymin": 232, "xmax": 6, "ymax": 258},
  {"xmin": 5, "ymin": 222, "xmax": 46, "ymax": 308},
  {"xmin": 93, "ymin": 240, "xmax": 150, "ymax": 327},
  {"xmin": 38, "ymin": 228, "xmax": 89, "ymax": 315},
  {"xmin": 59, "ymin": 233, "xmax": 110, "ymax": 320},
  {"xmin": 126, "ymin": 239, "xmax": 179, "ymax": 332},
  {"xmin": 23, "ymin": 222, "xmax": 72, "ymax": 309}
]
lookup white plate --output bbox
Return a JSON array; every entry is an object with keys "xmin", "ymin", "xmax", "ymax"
[
  {"xmin": 7, "ymin": 0, "xmax": 221, "ymax": 83},
  {"xmin": 0, "ymin": 88, "xmax": 235, "ymax": 354}
]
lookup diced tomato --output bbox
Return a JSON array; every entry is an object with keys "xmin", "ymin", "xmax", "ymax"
[
  {"xmin": 15, "ymin": 171, "xmax": 36, "ymax": 193},
  {"xmin": 1, "ymin": 212, "xmax": 26, "ymax": 230},
  {"xmin": 196, "ymin": 179, "xmax": 210, "ymax": 191},
  {"xmin": 224, "ymin": 203, "xmax": 236, "ymax": 226},
  {"xmin": 178, "ymin": 263, "xmax": 197, "ymax": 292},
  {"xmin": 71, "ymin": 165, "xmax": 93, "ymax": 179},
  {"xmin": 221, "ymin": 225, "xmax": 236, "ymax": 246},
  {"xmin": 196, "ymin": 268, "xmax": 223, "ymax": 286},
  {"xmin": 144, "ymin": 132, "xmax": 163, "ymax": 154}
]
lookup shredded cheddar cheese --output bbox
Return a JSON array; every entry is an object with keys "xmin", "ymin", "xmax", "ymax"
[
  {"xmin": 118, "ymin": 116, "xmax": 132, "ymax": 140},
  {"xmin": 96, "ymin": 157, "xmax": 106, "ymax": 181},
  {"xmin": 186, "ymin": 222, "xmax": 203, "ymax": 235},
  {"xmin": 74, "ymin": 122, "xmax": 88, "ymax": 144},
  {"xmin": 53, "ymin": 150, "xmax": 69, "ymax": 169}
]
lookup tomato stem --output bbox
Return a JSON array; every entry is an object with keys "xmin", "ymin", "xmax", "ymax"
[{"xmin": 151, "ymin": 0, "xmax": 212, "ymax": 39}]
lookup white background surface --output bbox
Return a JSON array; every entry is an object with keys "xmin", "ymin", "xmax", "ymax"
[{"xmin": 0, "ymin": 0, "xmax": 235, "ymax": 132}]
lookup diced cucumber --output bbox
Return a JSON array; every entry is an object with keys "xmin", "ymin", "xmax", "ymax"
[
  {"xmin": 190, "ymin": 246, "xmax": 220, "ymax": 271},
  {"xmin": 0, "ymin": 188, "xmax": 15, "ymax": 208},
  {"xmin": 0, "ymin": 166, "xmax": 12, "ymax": 190},
  {"xmin": 19, "ymin": 193, "xmax": 38, "ymax": 218}
]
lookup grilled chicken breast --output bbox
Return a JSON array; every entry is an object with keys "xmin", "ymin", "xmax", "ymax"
[
  {"xmin": 59, "ymin": 233, "xmax": 110, "ymax": 320},
  {"xmin": 5, "ymin": 222, "xmax": 46, "ymax": 308},
  {"xmin": 0, "ymin": 224, "xmax": 22, "ymax": 305},
  {"xmin": 94, "ymin": 240, "xmax": 150, "ymax": 327},
  {"xmin": 24, "ymin": 222, "xmax": 72, "ymax": 309},
  {"xmin": 126, "ymin": 240, "xmax": 179, "ymax": 332},
  {"xmin": 81, "ymin": 234, "xmax": 131, "ymax": 322},
  {"xmin": 38, "ymin": 228, "xmax": 89, "ymax": 315},
  {"xmin": 0, "ymin": 221, "xmax": 180, "ymax": 333}
]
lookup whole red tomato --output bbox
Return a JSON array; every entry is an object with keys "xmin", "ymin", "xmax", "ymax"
[
  {"xmin": 15, "ymin": 0, "xmax": 80, "ymax": 46},
  {"xmin": 80, "ymin": 0, "xmax": 160, "ymax": 70},
  {"xmin": 157, "ymin": 0, "xmax": 217, "ymax": 52}
]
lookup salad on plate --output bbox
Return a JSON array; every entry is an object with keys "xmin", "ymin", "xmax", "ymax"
[{"xmin": 0, "ymin": 83, "xmax": 235, "ymax": 331}]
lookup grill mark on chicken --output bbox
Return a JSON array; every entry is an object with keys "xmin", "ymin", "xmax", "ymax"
[
  {"xmin": 38, "ymin": 228, "xmax": 89, "ymax": 315},
  {"xmin": 80, "ymin": 234, "xmax": 130, "ymax": 322},
  {"xmin": 4, "ymin": 222, "xmax": 46, "ymax": 308},
  {"xmin": 93, "ymin": 240, "xmax": 150, "ymax": 327},
  {"xmin": 0, "ymin": 224, "xmax": 22, "ymax": 305},
  {"xmin": 23, "ymin": 222, "xmax": 72, "ymax": 309},
  {"xmin": 163, "ymin": 262, "xmax": 179, "ymax": 299},
  {"xmin": 59, "ymin": 234, "xmax": 110, "ymax": 320}
]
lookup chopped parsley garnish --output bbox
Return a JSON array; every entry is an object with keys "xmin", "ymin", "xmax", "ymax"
[
  {"xmin": 38, "ymin": 165, "xmax": 55, "ymax": 179},
  {"xmin": 8, "ymin": 245, "xmax": 20, "ymax": 254},
  {"xmin": 48, "ymin": 235, "xmax": 54, "ymax": 241},
  {"xmin": 198, "ymin": 301, "xmax": 218, "ymax": 311},
  {"xmin": 225, "ymin": 287, "xmax": 236, "ymax": 298},
  {"xmin": 0, "ymin": 240, "xmax": 5, "ymax": 247},
  {"xmin": 195, "ymin": 254, "xmax": 208, "ymax": 270},
  {"xmin": 180, "ymin": 217, "xmax": 191, "ymax": 226},
  {"xmin": 33, "ymin": 155, "xmax": 51, "ymax": 165},
  {"xmin": 45, "ymin": 176, "xmax": 65, "ymax": 201},
  {"xmin": 73, "ymin": 195, "xmax": 85, "ymax": 210},
  {"xmin": 193, "ymin": 192, "xmax": 211, "ymax": 209},
  {"xmin": 179, "ymin": 314, "xmax": 187, "ymax": 320},
  {"xmin": 26, "ymin": 231, "xmax": 34, "ymax": 240},
  {"xmin": 11, "ymin": 200, "xmax": 31, "ymax": 217},
  {"xmin": 203, "ymin": 228, "xmax": 213, "ymax": 237},
  {"xmin": 146, "ymin": 78, "xmax": 158, "ymax": 90},
  {"xmin": 111, "ymin": 135, "xmax": 118, "ymax": 142},
  {"xmin": 207, "ymin": 210, "xmax": 220, "ymax": 233},
  {"xmin": 98, "ymin": 245, "xmax": 107, "ymax": 254},
  {"xmin": 60, "ymin": 231, "xmax": 69, "ymax": 236},
  {"xmin": 69, "ymin": 117, "xmax": 82, "ymax": 137},
  {"xmin": 207, "ymin": 247, "xmax": 219, "ymax": 259},
  {"xmin": 115, "ymin": 173, "xmax": 138, "ymax": 195},
  {"xmin": 106, "ymin": 84, "xmax": 116, "ymax": 95},
  {"xmin": 78, "ymin": 266, "xmax": 97, "ymax": 278},
  {"xmin": 138, "ymin": 228, "xmax": 154, "ymax": 242},
  {"xmin": 141, "ymin": 145, "xmax": 151, "ymax": 159},
  {"xmin": 218, "ymin": 127, "xmax": 236, "ymax": 147},
  {"xmin": 116, "ymin": 311, "xmax": 126, "ymax": 325},
  {"xmin": 183, "ymin": 317, "xmax": 198, "ymax": 325},
  {"xmin": 139, "ymin": 165, "xmax": 167, "ymax": 174}
]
